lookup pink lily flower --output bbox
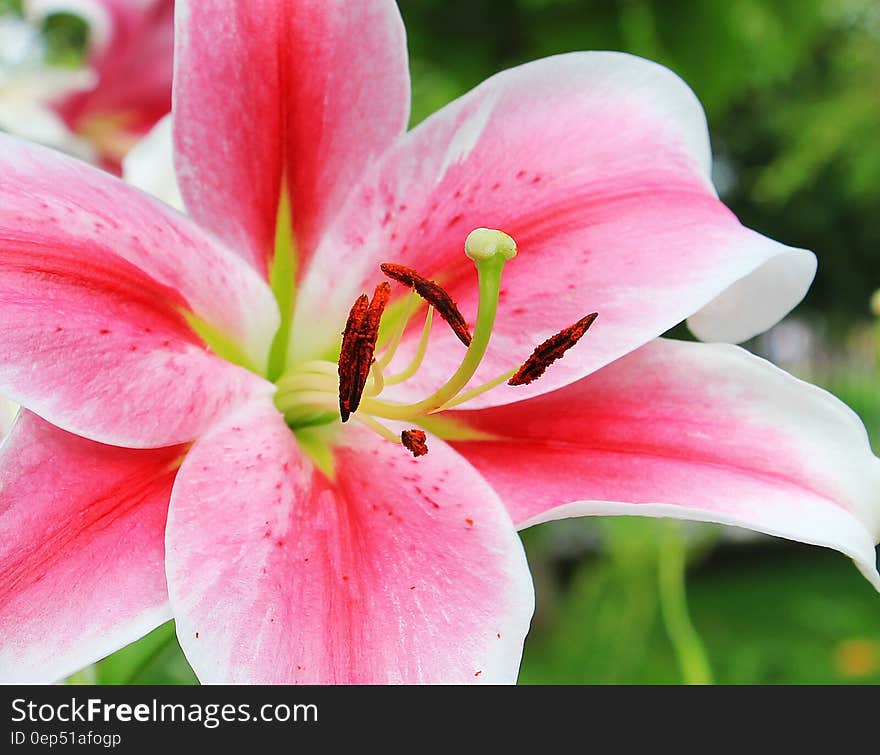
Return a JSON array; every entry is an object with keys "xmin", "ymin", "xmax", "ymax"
[
  {"xmin": 1, "ymin": 0, "xmax": 878, "ymax": 685},
  {"xmin": 1, "ymin": 0, "xmax": 173, "ymax": 172},
  {"xmin": 52, "ymin": 0, "xmax": 174, "ymax": 171}
]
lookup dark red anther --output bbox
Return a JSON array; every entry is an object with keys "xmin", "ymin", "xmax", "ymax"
[
  {"xmin": 380, "ymin": 262, "xmax": 472, "ymax": 347},
  {"xmin": 338, "ymin": 282, "xmax": 392, "ymax": 422},
  {"xmin": 401, "ymin": 429, "xmax": 428, "ymax": 457},
  {"xmin": 508, "ymin": 312, "xmax": 598, "ymax": 386}
]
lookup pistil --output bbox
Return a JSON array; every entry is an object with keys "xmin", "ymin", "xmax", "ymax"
[
  {"xmin": 359, "ymin": 229, "xmax": 517, "ymax": 420},
  {"xmin": 274, "ymin": 227, "xmax": 598, "ymax": 460}
]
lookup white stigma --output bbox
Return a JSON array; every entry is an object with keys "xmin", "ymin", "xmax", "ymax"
[{"xmin": 464, "ymin": 227, "xmax": 517, "ymax": 262}]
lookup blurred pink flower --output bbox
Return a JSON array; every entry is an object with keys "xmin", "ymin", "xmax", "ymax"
[
  {"xmin": 0, "ymin": 0, "xmax": 877, "ymax": 684},
  {"xmin": 0, "ymin": 0, "xmax": 173, "ymax": 172}
]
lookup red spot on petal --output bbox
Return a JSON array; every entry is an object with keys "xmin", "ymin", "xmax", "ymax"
[
  {"xmin": 465, "ymin": 518, "xmax": 474, "ymax": 526},
  {"xmin": 475, "ymin": 670, "xmax": 482, "ymax": 677}
]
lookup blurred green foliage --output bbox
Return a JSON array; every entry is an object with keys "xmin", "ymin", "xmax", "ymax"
[
  {"xmin": 41, "ymin": 12, "xmax": 89, "ymax": 68},
  {"xmin": 520, "ymin": 522, "xmax": 880, "ymax": 684},
  {"xmin": 399, "ymin": 0, "xmax": 880, "ymax": 318},
  {"xmin": 1, "ymin": 1, "xmax": 90, "ymax": 66},
  {"xmin": 0, "ymin": 0, "xmax": 23, "ymax": 16}
]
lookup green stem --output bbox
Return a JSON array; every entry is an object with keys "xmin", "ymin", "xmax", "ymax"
[{"xmin": 657, "ymin": 521, "xmax": 713, "ymax": 685}]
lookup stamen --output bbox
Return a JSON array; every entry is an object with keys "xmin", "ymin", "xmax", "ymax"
[
  {"xmin": 380, "ymin": 263, "xmax": 472, "ymax": 347},
  {"xmin": 352, "ymin": 412, "xmax": 403, "ymax": 444},
  {"xmin": 361, "ymin": 234, "xmax": 514, "ymax": 420},
  {"xmin": 401, "ymin": 429, "xmax": 428, "ymax": 457},
  {"xmin": 274, "ymin": 359, "xmax": 339, "ymax": 428},
  {"xmin": 276, "ymin": 390, "xmax": 338, "ymax": 427},
  {"xmin": 294, "ymin": 360, "xmax": 340, "ymax": 377},
  {"xmin": 338, "ymin": 282, "xmax": 392, "ymax": 422},
  {"xmin": 375, "ymin": 290, "xmax": 418, "ymax": 371},
  {"xmin": 275, "ymin": 371, "xmax": 338, "ymax": 396},
  {"xmin": 384, "ymin": 306, "xmax": 434, "ymax": 386},
  {"xmin": 435, "ymin": 367, "xmax": 517, "ymax": 411},
  {"xmin": 365, "ymin": 363, "xmax": 385, "ymax": 397},
  {"xmin": 508, "ymin": 312, "xmax": 598, "ymax": 386}
]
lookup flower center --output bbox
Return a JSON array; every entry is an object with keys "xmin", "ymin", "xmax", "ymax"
[{"xmin": 273, "ymin": 228, "xmax": 597, "ymax": 458}]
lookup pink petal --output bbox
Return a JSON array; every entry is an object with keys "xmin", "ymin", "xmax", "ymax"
[
  {"xmin": 0, "ymin": 411, "xmax": 180, "ymax": 683},
  {"xmin": 292, "ymin": 52, "xmax": 814, "ymax": 407},
  {"xmin": 166, "ymin": 399, "xmax": 534, "ymax": 684},
  {"xmin": 0, "ymin": 135, "xmax": 278, "ymax": 447},
  {"xmin": 53, "ymin": 0, "xmax": 175, "ymax": 171},
  {"xmin": 173, "ymin": 0, "xmax": 410, "ymax": 277},
  {"xmin": 447, "ymin": 338, "xmax": 880, "ymax": 589}
]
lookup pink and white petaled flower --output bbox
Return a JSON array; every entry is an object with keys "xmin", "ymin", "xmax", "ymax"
[
  {"xmin": 1, "ymin": 0, "xmax": 878, "ymax": 684},
  {"xmin": 0, "ymin": 0, "xmax": 173, "ymax": 172}
]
